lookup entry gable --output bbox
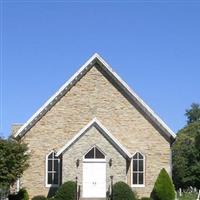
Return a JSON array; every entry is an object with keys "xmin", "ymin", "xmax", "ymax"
[{"xmin": 56, "ymin": 118, "xmax": 132, "ymax": 158}]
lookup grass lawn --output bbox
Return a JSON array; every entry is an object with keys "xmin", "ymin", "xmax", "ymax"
[{"xmin": 178, "ymin": 192, "xmax": 198, "ymax": 200}]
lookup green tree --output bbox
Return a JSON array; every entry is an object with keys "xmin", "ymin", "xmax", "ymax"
[
  {"xmin": 172, "ymin": 103, "xmax": 200, "ymax": 189},
  {"xmin": 151, "ymin": 168, "xmax": 175, "ymax": 200},
  {"xmin": 0, "ymin": 138, "xmax": 29, "ymax": 187},
  {"xmin": 185, "ymin": 103, "xmax": 200, "ymax": 124}
]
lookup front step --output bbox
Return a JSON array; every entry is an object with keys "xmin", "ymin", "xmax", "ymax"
[{"xmin": 81, "ymin": 198, "xmax": 106, "ymax": 200}]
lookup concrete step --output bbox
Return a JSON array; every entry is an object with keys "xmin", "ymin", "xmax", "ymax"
[{"xmin": 81, "ymin": 198, "xmax": 106, "ymax": 200}]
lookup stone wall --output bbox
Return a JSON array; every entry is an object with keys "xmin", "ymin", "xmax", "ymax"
[
  {"xmin": 62, "ymin": 125, "xmax": 126, "ymax": 198},
  {"xmin": 19, "ymin": 65, "xmax": 171, "ymax": 198}
]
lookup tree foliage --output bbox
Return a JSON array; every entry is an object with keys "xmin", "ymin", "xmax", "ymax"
[
  {"xmin": 151, "ymin": 168, "xmax": 175, "ymax": 200},
  {"xmin": 185, "ymin": 103, "xmax": 200, "ymax": 124},
  {"xmin": 172, "ymin": 103, "xmax": 200, "ymax": 189},
  {"xmin": 0, "ymin": 138, "xmax": 29, "ymax": 186}
]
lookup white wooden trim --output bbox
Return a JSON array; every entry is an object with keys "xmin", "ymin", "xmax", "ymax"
[
  {"xmin": 83, "ymin": 145, "xmax": 106, "ymax": 162},
  {"xmin": 14, "ymin": 54, "xmax": 98, "ymax": 138},
  {"xmin": 131, "ymin": 184, "xmax": 145, "ymax": 188},
  {"xmin": 14, "ymin": 53, "xmax": 176, "ymax": 141},
  {"xmin": 131, "ymin": 152, "xmax": 145, "ymax": 188},
  {"xmin": 96, "ymin": 54, "xmax": 176, "ymax": 139},
  {"xmin": 16, "ymin": 179, "xmax": 20, "ymax": 192},
  {"xmin": 56, "ymin": 118, "xmax": 132, "ymax": 158},
  {"xmin": 45, "ymin": 151, "xmax": 60, "ymax": 188},
  {"xmin": 83, "ymin": 159, "xmax": 106, "ymax": 163}
]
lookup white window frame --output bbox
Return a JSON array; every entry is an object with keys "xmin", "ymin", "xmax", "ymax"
[
  {"xmin": 45, "ymin": 151, "xmax": 60, "ymax": 187},
  {"xmin": 131, "ymin": 152, "xmax": 145, "ymax": 188},
  {"xmin": 83, "ymin": 145, "xmax": 106, "ymax": 163}
]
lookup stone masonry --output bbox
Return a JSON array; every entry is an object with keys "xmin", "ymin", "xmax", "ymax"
[
  {"xmin": 62, "ymin": 125, "xmax": 126, "ymax": 198},
  {"xmin": 17, "ymin": 64, "xmax": 171, "ymax": 198}
]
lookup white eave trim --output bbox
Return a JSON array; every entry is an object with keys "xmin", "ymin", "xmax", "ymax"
[
  {"xmin": 14, "ymin": 53, "xmax": 176, "ymax": 140},
  {"xmin": 14, "ymin": 54, "xmax": 98, "ymax": 138},
  {"xmin": 96, "ymin": 55, "xmax": 176, "ymax": 140},
  {"xmin": 56, "ymin": 118, "xmax": 132, "ymax": 158}
]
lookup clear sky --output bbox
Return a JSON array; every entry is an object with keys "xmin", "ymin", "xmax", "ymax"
[{"xmin": 0, "ymin": 1, "xmax": 200, "ymax": 138}]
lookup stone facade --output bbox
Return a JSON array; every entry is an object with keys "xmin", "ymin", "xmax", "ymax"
[
  {"xmin": 62, "ymin": 125, "xmax": 126, "ymax": 198},
  {"xmin": 17, "ymin": 64, "xmax": 172, "ymax": 198}
]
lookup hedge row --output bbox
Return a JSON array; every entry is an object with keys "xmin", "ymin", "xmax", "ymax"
[{"xmin": 10, "ymin": 168, "xmax": 175, "ymax": 200}]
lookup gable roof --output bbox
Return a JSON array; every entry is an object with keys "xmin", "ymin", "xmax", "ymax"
[
  {"xmin": 14, "ymin": 53, "xmax": 176, "ymax": 142},
  {"xmin": 56, "ymin": 118, "xmax": 132, "ymax": 158}
]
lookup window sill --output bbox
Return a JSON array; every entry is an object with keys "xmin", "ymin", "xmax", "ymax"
[{"xmin": 131, "ymin": 184, "xmax": 145, "ymax": 188}]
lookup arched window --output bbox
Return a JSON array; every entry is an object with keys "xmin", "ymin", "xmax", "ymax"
[
  {"xmin": 84, "ymin": 146, "xmax": 105, "ymax": 159},
  {"xmin": 132, "ymin": 152, "xmax": 145, "ymax": 186},
  {"xmin": 46, "ymin": 151, "xmax": 60, "ymax": 187}
]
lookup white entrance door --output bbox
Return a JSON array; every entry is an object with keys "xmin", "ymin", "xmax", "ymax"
[{"xmin": 83, "ymin": 162, "xmax": 106, "ymax": 198}]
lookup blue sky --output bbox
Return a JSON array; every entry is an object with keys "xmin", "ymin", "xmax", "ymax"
[{"xmin": 0, "ymin": 1, "xmax": 200, "ymax": 138}]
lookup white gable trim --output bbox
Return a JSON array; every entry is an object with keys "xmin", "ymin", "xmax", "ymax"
[
  {"xmin": 14, "ymin": 53, "xmax": 176, "ymax": 141},
  {"xmin": 98, "ymin": 56, "xmax": 176, "ymax": 140},
  {"xmin": 56, "ymin": 118, "xmax": 132, "ymax": 158},
  {"xmin": 14, "ymin": 54, "xmax": 99, "ymax": 138}
]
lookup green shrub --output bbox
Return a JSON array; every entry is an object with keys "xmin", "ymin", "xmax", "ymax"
[
  {"xmin": 9, "ymin": 188, "xmax": 29, "ymax": 200},
  {"xmin": 18, "ymin": 188, "xmax": 29, "ymax": 200},
  {"xmin": 32, "ymin": 195, "xmax": 47, "ymax": 200},
  {"xmin": 112, "ymin": 181, "xmax": 136, "ymax": 200},
  {"xmin": 151, "ymin": 168, "xmax": 175, "ymax": 200},
  {"xmin": 54, "ymin": 181, "xmax": 77, "ymax": 200},
  {"xmin": 140, "ymin": 198, "xmax": 152, "ymax": 200}
]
